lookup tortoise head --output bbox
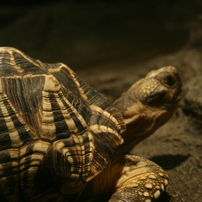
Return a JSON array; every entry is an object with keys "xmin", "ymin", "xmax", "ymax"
[{"xmin": 114, "ymin": 66, "xmax": 182, "ymax": 154}]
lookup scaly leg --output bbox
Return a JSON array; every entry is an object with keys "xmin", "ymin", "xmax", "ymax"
[{"xmin": 84, "ymin": 154, "xmax": 168, "ymax": 202}]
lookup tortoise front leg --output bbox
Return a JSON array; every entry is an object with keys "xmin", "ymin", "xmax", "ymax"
[
  {"xmin": 86, "ymin": 154, "xmax": 168, "ymax": 202},
  {"xmin": 109, "ymin": 155, "xmax": 168, "ymax": 202}
]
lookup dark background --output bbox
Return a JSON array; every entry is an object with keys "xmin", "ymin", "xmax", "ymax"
[
  {"xmin": 1, "ymin": 1, "xmax": 202, "ymax": 202},
  {"xmin": 0, "ymin": 0, "xmax": 199, "ymax": 68}
]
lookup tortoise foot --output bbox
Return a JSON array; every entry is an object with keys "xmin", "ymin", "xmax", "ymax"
[{"xmin": 108, "ymin": 155, "xmax": 168, "ymax": 202}]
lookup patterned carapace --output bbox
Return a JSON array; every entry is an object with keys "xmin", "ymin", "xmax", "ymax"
[{"xmin": 0, "ymin": 47, "xmax": 125, "ymax": 201}]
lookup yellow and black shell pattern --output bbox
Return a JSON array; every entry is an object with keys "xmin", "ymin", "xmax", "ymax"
[{"xmin": 0, "ymin": 47, "xmax": 125, "ymax": 200}]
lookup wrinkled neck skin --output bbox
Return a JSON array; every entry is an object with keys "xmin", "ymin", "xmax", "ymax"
[{"xmin": 113, "ymin": 98, "xmax": 176, "ymax": 155}]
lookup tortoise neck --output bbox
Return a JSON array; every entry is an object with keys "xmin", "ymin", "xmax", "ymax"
[{"xmin": 114, "ymin": 103, "xmax": 173, "ymax": 155}]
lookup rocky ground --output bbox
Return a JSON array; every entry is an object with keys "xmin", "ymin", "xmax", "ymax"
[{"xmin": 1, "ymin": 1, "xmax": 202, "ymax": 201}]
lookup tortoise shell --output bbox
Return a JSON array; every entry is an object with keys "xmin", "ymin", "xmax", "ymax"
[{"xmin": 0, "ymin": 47, "xmax": 125, "ymax": 200}]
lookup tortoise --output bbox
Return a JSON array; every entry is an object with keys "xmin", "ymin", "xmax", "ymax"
[{"xmin": 0, "ymin": 47, "xmax": 181, "ymax": 202}]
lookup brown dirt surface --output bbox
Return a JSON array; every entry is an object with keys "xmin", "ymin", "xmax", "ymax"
[{"xmin": 0, "ymin": 1, "xmax": 202, "ymax": 201}]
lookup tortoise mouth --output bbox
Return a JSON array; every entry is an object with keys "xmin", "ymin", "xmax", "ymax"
[
  {"xmin": 147, "ymin": 85, "xmax": 182, "ymax": 109},
  {"xmin": 165, "ymin": 76, "xmax": 182, "ymax": 110}
]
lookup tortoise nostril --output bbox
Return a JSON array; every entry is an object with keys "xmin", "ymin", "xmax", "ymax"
[{"xmin": 164, "ymin": 74, "xmax": 176, "ymax": 86}]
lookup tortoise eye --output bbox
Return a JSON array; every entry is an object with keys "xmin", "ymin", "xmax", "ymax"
[{"xmin": 164, "ymin": 74, "xmax": 176, "ymax": 86}]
